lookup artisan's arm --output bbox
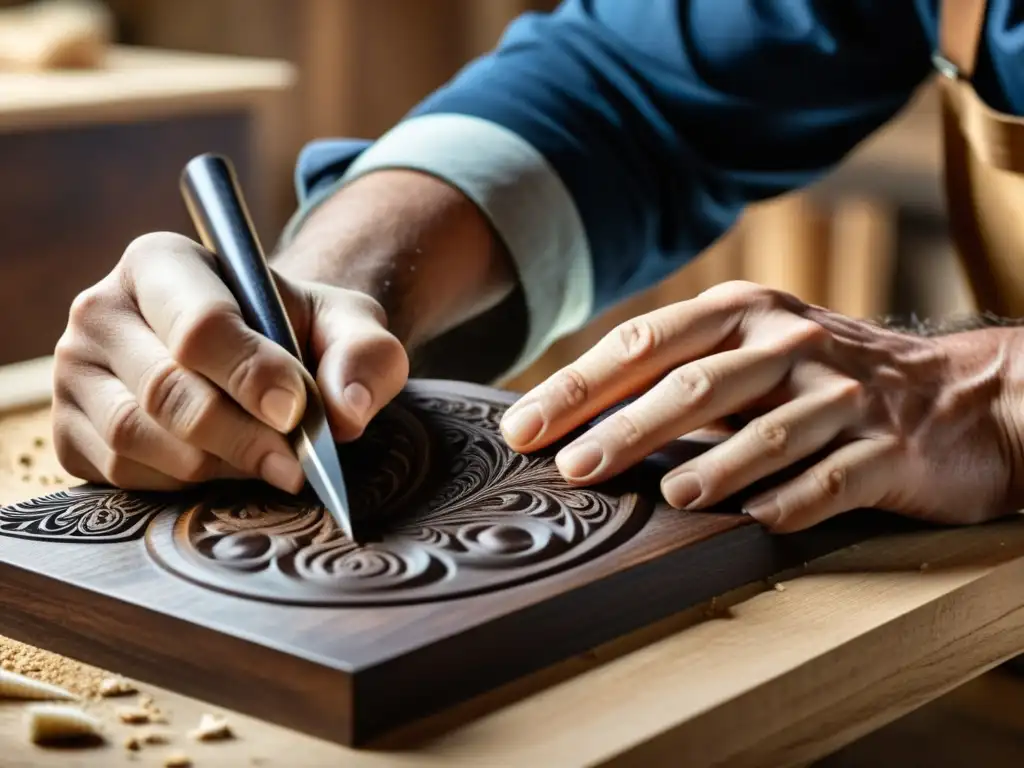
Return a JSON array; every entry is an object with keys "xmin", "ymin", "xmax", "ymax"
[{"xmin": 273, "ymin": 0, "xmax": 933, "ymax": 381}]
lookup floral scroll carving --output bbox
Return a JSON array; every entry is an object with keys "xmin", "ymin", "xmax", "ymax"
[{"xmin": 0, "ymin": 486, "xmax": 163, "ymax": 542}]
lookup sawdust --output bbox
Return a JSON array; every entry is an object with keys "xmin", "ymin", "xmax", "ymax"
[{"xmin": 0, "ymin": 635, "xmax": 108, "ymax": 698}]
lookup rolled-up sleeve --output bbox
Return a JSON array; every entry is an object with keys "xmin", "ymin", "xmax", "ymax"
[{"xmin": 284, "ymin": 0, "xmax": 933, "ymax": 378}]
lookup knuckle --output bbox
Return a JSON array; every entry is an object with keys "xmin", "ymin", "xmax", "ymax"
[
  {"xmin": 667, "ymin": 363, "xmax": 714, "ymax": 408},
  {"xmin": 66, "ymin": 287, "xmax": 109, "ymax": 328},
  {"xmin": 222, "ymin": 332, "xmax": 268, "ymax": 398},
  {"xmin": 165, "ymin": 303, "xmax": 239, "ymax": 366},
  {"xmin": 550, "ymin": 367, "xmax": 589, "ymax": 408},
  {"xmin": 609, "ymin": 411, "xmax": 644, "ymax": 448},
  {"xmin": 811, "ymin": 464, "xmax": 847, "ymax": 500},
  {"xmin": 53, "ymin": 330, "xmax": 85, "ymax": 367},
  {"xmin": 752, "ymin": 416, "xmax": 790, "ymax": 456},
  {"xmin": 787, "ymin": 319, "xmax": 830, "ymax": 349},
  {"xmin": 103, "ymin": 399, "xmax": 144, "ymax": 453},
  {"xmin": 611, "ymin": 318, "xmax": 658, "ymax": 363},
  {"xmin": 139, "ymin": 360, "xmax": 217, "ymax": 441},
  {"xmin": 347, "ymin": 329, "xmax": 409, "ymax": 382},
  {"xmin": 121, "ymin": 231, "xmax": 197, "ymax": 268},
  {"xmin": 831, "ymin": 378, "xmax": 866, "ymax": 406},
  {"xmin": 348, "ymin": 290, "xmax": 388, "ymax": 326}
]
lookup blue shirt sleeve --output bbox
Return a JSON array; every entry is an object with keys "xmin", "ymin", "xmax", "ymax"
[
  {"xmin": 284, "ymin": 0, "xmax": 935, "ymax": 377},
  {"xmin": 407, "ymin": 0, "xmax": 932, "ymax": 315}
]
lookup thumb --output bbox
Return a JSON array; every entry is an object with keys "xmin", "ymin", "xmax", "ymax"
[{"xmin": 305, "ymin": 285, "xmax": 410, "ymax": 441}]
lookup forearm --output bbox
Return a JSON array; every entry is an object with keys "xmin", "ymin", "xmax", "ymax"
[{"xmin": 271, "ymin": 169, "xmax": 526, "ymax": 381}]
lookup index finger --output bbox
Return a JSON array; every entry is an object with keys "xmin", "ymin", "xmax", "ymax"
[
  {"xmin": 121, "ymin": 233, "xmax": 308, "ymax": 434},
  {"xmin": 500, "ymin": 292, "xmax": 744, "ymax": 452}
]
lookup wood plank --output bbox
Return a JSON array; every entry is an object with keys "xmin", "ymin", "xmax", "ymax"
[{"xmin": 0, "ymin": 46, "xmax": 294, "ymax": 133}]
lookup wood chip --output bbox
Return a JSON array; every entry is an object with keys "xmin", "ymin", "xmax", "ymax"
[
  {"xmin": 25, "ymin": 704, "xmax": 104, "ymax": 745},
  {"xmin": 124, "ymin": 735, "xmax": 141, "ymax": 751},
  {"xmin": 164, "ymin": 753, "xmax": 192, "ymax": 768},
  {"xmin": 117, "ymin": 706, "xmax": 151, "ymax": 725},
  {"xmin": 141, "ymin": 729, "xmax": 171, "ymax": 745},
  {"xmin": 0, "ymin": 668, "xmax": 77, "ymax": 701},
  {"xmin": 773, "ymin": 582, "xmax": 786, "ymax": 592},
  {"xmin": 99, "ymin": 676, "xmax": 137, "ymax": 697},
  {"xmin": 189, "ymin": 712, "xmax": 233, "ymax": 741}
]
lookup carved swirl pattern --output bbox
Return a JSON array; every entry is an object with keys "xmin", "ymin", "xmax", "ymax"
[
  {"xmin": 0, "ymin": 485, "xmax": 163, "ymax": 542},
  {"xmin": 0, "ymin": 382, "xmax": 647, "ymax": 605},
  {"xmin": 146, "ymin": 382, "xmax": 648, "ymax": 605}
]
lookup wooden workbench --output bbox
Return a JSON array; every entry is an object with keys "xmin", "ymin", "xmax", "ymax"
[{"xmin": 0, "ymin": 358, "xmax": 1022, "ymax": 767}]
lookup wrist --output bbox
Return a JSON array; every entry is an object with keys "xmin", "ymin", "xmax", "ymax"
[{"xmin": 271, "ymin": 169, "xmax": 516, "ymax": 350}]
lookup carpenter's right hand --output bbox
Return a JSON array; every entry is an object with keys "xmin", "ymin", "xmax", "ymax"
[{"xmin": 52, "ymin": 232, "xmax": 409, "ymax": 492}]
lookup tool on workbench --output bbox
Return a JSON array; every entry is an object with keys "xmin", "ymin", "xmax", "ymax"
[{"xmin": 179, "ymin": 153, "xmax": 358, "ymax": 543}]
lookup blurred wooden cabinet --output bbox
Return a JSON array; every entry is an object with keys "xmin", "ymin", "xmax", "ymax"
[
  {"xmin": 0, "ymin": 46, "xmax": 293, "ymax": 365},
  {"xmin": 105, "ymin": 0, "xmax": 558, "ymax": 234}
]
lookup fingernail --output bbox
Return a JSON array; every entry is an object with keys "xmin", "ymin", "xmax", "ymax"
[
  {"xmin": 260, "ymin": 452, "xmax": 305, "ymax": 494},
  {"xmin": 743, "ymin": 497, "xmax": 780, "ymax": 528},
  {"xmin": 663, "ymin": 471, "xmax": 702, "ymax": 509},
  {"xmin": 343, "ymin": 382, "xmax": 372, "ymax": 421},
  {"xmin": 502, "ymin": 404, "xmax": 544, "ymax": 447},
  {"xmin": 260, "ymin": 388, "xmax": 301, "ymax": 432},
  {"xmin": 557, "ymin": 441, "xmax": 604, "ymax": 480}
]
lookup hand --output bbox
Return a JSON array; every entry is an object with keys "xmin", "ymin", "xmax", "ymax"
[
  {"xmin": 52, "ymin": 232, "xmax": 408, "ymax": 492},
  {"xmin": 500, "ymin": 281, "xmax": 1022, "ymax": 531}
]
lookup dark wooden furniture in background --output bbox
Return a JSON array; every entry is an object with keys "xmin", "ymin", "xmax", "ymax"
[{"xmin": 0, "ymin": 46, "xmax": 293, "ymax": 366}]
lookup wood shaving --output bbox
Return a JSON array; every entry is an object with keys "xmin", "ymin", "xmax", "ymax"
[
  {"xmin": 99, "ymin": 676, "xmax": 137, "ymax": 697},
  {"xmin": 0, "ymin": 667, "xmax": 77, "ymax": 700},
  {"xmin": 773, "ymin": 582, "xmax": 786, "ymax": 592},
  {"xmin": 117, "ymin": 706, "xmax": 151, "ymax": 725},
  {"xmin": 189, "ymin": 712, "xmax": 233, "ymax": 741},
  {"xmin": 164, "ymin": 753, "xmax": 192, "ymax": 767},
  {"xmin": 140, "ymin": 729, "xmax": 171, "ymax": 745},
  {"xmin": 25, "ymin": 703, "xmax": 104, "ymax": 745}
]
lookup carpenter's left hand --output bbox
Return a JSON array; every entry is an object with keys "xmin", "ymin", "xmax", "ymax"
[{"xmin": 499, "ymin": 281, "xmax": 1024, "ymax": 532}]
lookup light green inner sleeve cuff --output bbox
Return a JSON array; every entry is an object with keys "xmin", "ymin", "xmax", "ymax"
[{"xmin": 282, "ymin": 113, "xmax": 594, "ymax": 381}]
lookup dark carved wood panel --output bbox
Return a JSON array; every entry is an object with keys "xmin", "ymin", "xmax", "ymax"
[
  {"xmin": 0, "ymin": 111, "xmax": 254, "ymax": 366},
  {"xmin": 0, "ymin": 380, "xmax": 902, "ymax": 745},
  {"xmin": 146, "ymin": 386, "xmax": 646, "ymax": 605}
]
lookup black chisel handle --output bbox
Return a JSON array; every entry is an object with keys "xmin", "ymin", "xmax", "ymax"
[{"xmin": 180, "ymin": 153, "xmax": 303, "ymax": 362}]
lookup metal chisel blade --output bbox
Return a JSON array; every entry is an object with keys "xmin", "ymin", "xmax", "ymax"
[{"xmin": 293, "ymin": 389, "xmax": 357, "ymax": 543}]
